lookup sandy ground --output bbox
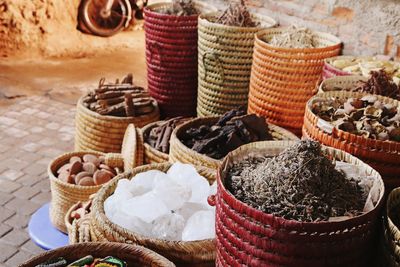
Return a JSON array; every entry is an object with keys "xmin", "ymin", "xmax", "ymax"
[{"xmin": 0, "ymin": 30, "xmax": 147, "ymax": 107}]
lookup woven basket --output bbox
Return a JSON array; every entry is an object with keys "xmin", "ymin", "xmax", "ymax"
[
  {"xmin": 65, "ymin": 201, "xmax": 92, "ymax": 244},
  {"xmin": 215, "ymin": 140, "xmax": 384, "ymax": 266},
  {"xmin": 382, "ymin": 188, "xmax": 400, "ymax": 266},
  {"xmin": 248, "ymin": 27, "xmax": 342, "ymax": 135},
  {"xmin": 169, "ymin": 117, "xmax": 299, "ymax": 171},
  {"xmin": 303, "ymin": 91, "xmax": 400, "ymax": 189},
  {"xmin": 197, "ymin": 13, "xmax": 276, "ymax": 117},
  {"xmin": 144, "ymin": 2, "xmax": 216, "ymax": 118},
  {"xmin": 19, "ymin": 242, "xmax": 175, "ymax": 267},
  {"xmin": 74, "ymin": 96, "xmax": 159, "ymax": 153},
  {"xmin": 318, "ymin": 75, "xmax": 367, "ymax": 94},
  {"xmin": 141, "ymin": 121, "xmax": 169, "ymax": 164},
  {"xmin": 90, "ymin": 163, "xmax": 216, "ymax": 265}
]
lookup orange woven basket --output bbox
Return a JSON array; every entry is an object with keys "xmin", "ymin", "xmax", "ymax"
[
  {"xmin": 248, "ymin": 27, "xmax": 342, "ymax": 135},
  {"xmin": 303, "ymin": 91, "xmax": 400, "ymax": 189}
]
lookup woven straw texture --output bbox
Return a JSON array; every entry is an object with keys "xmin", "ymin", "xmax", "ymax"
[
  {"xmin": 382, "ymin": 188, "xmax": 400, "ymax": 266},
  {"xmin": 49, "ymin": 151, "xmax": 104, "ymax": 233},
  {"xmin": 19, "ymin": 242, "xmax": 175, "ymax": 267},
  {"xmin": 169, "ymin": 116, "xmax": 299, "ymax": 171},
  {"xmin": 197, "ymin": 13, "xmax": 276, "ymax": 117},
  {"xmin": 90, "ymin": 163, "xmax": 216, "ymax": 265},
  {"xmin": 216, "ymin": 140, "xmax": 384, "ymax": 266},
  {"xmin": 322, "ymin": 55, "xmax": 355, "ymax": 80},
  {"xmin": 74, "ymin": 97, "xmax": 159, "ymax": 153},
  {"xmin": 248, "ymin": 27, "xmax": 342, "ymax": 135},
  {"xmin": 141, "ymin": 121, "xmax": 169, "ymax": 164},
  {"xmin": 64, "ymin": 202, "xmax": 92, "ymax": 245},
  {"xmin": 303, "ymin": 91, "xmax": 400, "ymax": 189},
  {"xmin": 144, "ymin": 2, "xmax": 215, "ymax": 118},
  {"xmin": 318, "ymin": 75, "xmax": 367, "ymax": 94}
]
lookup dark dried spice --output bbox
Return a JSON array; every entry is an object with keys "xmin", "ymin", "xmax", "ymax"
[
  {"xmin": 181, "ymin": 108, "xmax": 272, "ymax": 159},
  {"xmin": 355, "ymin": 70, "xmax": 400, "ymax": 99},
  {"xmin": 216, "ymin": 0, "xmax": 259, "ymax": 27},
  {"xmin": 226, "ymin": 140, "xmax": 366, "ymax": 222},
  {"xmin": 158, "ymin": 0, "xmax": 199, "ymax": 16}
]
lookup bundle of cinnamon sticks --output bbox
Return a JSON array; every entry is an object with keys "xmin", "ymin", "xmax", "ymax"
[{"xmin": 83, "ymin": 74, "xmax": 156, "ymax": 117}]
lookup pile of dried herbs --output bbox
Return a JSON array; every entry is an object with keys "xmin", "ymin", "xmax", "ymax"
[
  {"xmin": 267, "ymin": 26, "xmax": 319, "ymax": 48},
  {"xmin": 312, "ymin": 94, "xmax": 400, "ymax": 141},
  {"xmin": 158, "ymin": 0, "xmax": 199, "ymax": 16},
  {"xmin": 216, "ymin": 0, "xmax": 259, "ymax": 27},
  {"xmin": 226, "ymin": 140, "xmax": 366, "ymax": 222},
  {"xmin": 355, "ymin": 70, "xmax": 400, "ymax": 99}
]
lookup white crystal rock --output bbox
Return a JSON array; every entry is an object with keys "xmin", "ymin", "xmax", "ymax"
[
  {"xmin": 182, "ymin": 210, "xmax": 215, "ymax": 241},
  {"xmin": 121, "ymin": 191, "xmax": 169, "ymax": 223},
  {"xmin": 151, "ymin": 212, "xmax": 185, "ymax": 241},
  {"xmin": 129, "ymin": 170, "xmax": 168, "ymax": 196},
  {"xmin": 209, "ymin": 181, "xmax": 217, "ymax": 196},
  {"xmin": 152, "ymin": 176, "xmax": 191, "ymax": 211},
  {"xmin": 177, "ymin": 202, "xmax": 207, "ymax": 221},
  {"xmin": 111, "ymin": 208, "xmax": 150, "ymax": 236}
]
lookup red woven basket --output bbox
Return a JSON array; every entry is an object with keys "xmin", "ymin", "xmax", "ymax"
[{"xmin": 213, "ymin": 140, "xmax": 385, "ymax": 267}]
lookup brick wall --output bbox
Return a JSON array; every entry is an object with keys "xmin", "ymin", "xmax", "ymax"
[{"xmin": 206, "ymin": 0, "xmax": 400, "ymax": 57}]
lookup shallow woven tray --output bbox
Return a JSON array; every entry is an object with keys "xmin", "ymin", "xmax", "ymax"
[
  {"xmin": 141, "ymin": 121, "xmax": 170, "ymax": 164},
  {"xmin": 19, "ymin": 242, "xmax": 175, "ymax": 267},
  {"xmin": 318, "ymin": 75, "xmax": 367, "ymax": 94},
  {"xmin": 215, "ymin": 140, "xmax": 384, "ymax": 266},
  {"xmin": 90, "ymin": 163, "xmax": 216, "ymax": 265}
]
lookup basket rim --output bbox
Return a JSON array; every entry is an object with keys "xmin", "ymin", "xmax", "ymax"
[
  {"xmin": 199, "ymin": 11, "xmax": 277, "ymax": 31},
  {"xmin": 91, "ymin": 163, "xmax": 215, "ymax": 245},
  {"xmin": 77, "ymin": 96, "xmax": 159, "ymax": 123},
  {"xmin": 318, "ymin": 74, "xmax": 367, "ymax": 93},
  {"xmin": 255, "ymin": 27, "xmax": 342, "ymax": 53},
  {"xmin": 48, "ymin": 151, "xmax": 105, "ymax": 190},
  {"xmin": 217, "ymin": 140, "xmax": 385, "ymax": 229},
  {"xmin": 144, "ymin": 1, "xmax": 216, "ymax": 18},
  {"xmin": 307, "ymin": 91, "xmax": 400, "ymax": 149}
]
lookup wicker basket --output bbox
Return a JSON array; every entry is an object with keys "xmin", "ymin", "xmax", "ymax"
[
  {"xmin": 303, "ymin": 91, "xmax": 400, "ymax": 189},
  {"xmin": 197, "ymin": 13, "xmax": 276, "ymax": 117},
  {"xmin": 144, "ymin": 2, "xmax": 216, "ymax": 118},
  {"xmin": 19, "ymin": 242, "xmax": 174, "ymax": 267},
  {"xmin": 64, "ymin": 201, "xmax": 92, "ymax": 245},
  {"xmin": 215, "ymin": 140, "xmax": 384, "ymax": 266},
  {"xmin": 382, "ymin": 188, "xmax": 400, "ymax": 266},
  {"xmin": 141, "ymin": 121, "xmax": 169, "ymax": 164},
  {"xmin": 90, "ymin": 163, "xmax": 216, "ymax": 265},
  {"xmin": 74, "ymin": 96, "xmax": 159, "ymax": 153},
  {"xmin": 248, "ymin": 27, "xmax": 342, "ymax": 135},
  {"xmin": 169, "ymin": 117, "xmax": 299, "ymax": 171},
  {"xmin": 318, "ymin": 75, "xmax": 367, "ymax": 94}
]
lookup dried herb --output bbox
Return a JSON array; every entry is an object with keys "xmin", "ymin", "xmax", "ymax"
[
  {"xmin": 267, "ymin": 26, "xmax": 318, "ymax": 48},
  {"xmin": 82, "ymin": 74, "xmax": 155, "ymax": 117},
  {"xmin": 158, "ymin": 0, "xmax": 199, "ymax": 16},
  {"xmin": 145, "ymin": 117, "xmax": 189, "ymax": 153},
  {"xmin": 226, "ymin": 140, "xmax": 366, "ymax": 222},
  {"xmin": 181, "ymin": 108, "xmax": 272, "ymax": 159},
  {"xmin": 216, "ymin": 0, "xmax": 258, "ymax": 27},
  {"xmin": 355, "ymin": 70, "xmax": 400, "ymax": 99},
  {"xmin": 312, "ymin": 94, "xmax": 400, "ymax": 141}
]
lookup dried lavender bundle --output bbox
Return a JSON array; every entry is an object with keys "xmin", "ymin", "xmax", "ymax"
[
  {"xmin": 216, "ymin": 0, "xmax": 258, "ymax": 27},
  {"xmin": 158, "ymin": 0, "xmax": 199, "ymax": 16},
  {"xmin": 227, "ymin": 140, "xmax": 366, "ymax": 222},
  {"xmin": 355, "ymin": 70, "xmax": 400, "ymax": 99}
]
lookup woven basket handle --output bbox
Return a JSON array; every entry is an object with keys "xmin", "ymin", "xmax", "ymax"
[
  {"xmin": 105, "ymin": 153, "xmax": 124, "ymax": 169},
  {"xmin": 148, "ymin": 41, "xmax": 163, "ymax": 67},
  {"xmin": 202, "ymin": 52, "xmax": 225, "ymax": 86},
  {"xmin": 207, "ymin": 194, "xmax": 216, "ymax": 206}
]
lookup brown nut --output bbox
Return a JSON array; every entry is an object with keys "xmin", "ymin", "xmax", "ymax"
[
  {"xmin": 99, "ymin": 164, "xmax": 116, "ymax": 174},
  {"xmin": 93, "ymin": 170, "xmax": 113, "ymax": 185},
  {"xmin": 82, "ymin": 162, "xmax": 97, "ymax": 174},
  {"xmin": 74, "ymin": 171, "xmax": 92, "ymax": 185},
  {"xmin": 83, "ymin": 154, "xmax": 101, "ymax": 166},
  {"xmin": 58, "ymin": 170, "xmax": 70, "ymax": 183},
  {"xmin": 70, "ymin": 161, "xmax": 83, "ymax": 175},
  {"xmin": 78, "ymin": 177, "xmax": 95, "ymax": 186},
  {"xmin": 98, "ymin": 155, "xmax": 105, "ymax": 164},
  {"xmin": 57, "ymin": 163, "xmax": 71, "ymax": 174},
  {"xmin": 69, "ymin": 156, "xmax": 82, "ymax": 164},
  {"xmin": 351, "ymin": 99, "xmax": 364, "ymax": 109}
]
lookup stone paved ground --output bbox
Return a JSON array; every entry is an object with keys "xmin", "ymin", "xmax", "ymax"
[{"xmin": 0, "ymin": 96, "xmax": 75, "ymax": 266}]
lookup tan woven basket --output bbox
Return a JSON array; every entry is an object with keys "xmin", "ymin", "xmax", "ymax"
[
  {"xmin": 65, "ymin": 201, "xmax": 92, "ymax": 245},
  {"xmin": 318, "ymin": 75, "xmax": 367, "ymax": 94},
  {"xmin": 141, "ymin": 121, "xmax": 169, "ymax": 164},
  {"xmin": 74, "ymin": 96, "xmax": 159, "ymax": 153},
  {"xmin": 248, "ymin": 27, "xmax": 342, "ymax": 135},
  {"xmin": 382, "ymin": 188, "xmax": 400, "ymax": 266},
  {"xmin": 303, "ymin": 91, "xmax": 400, "ymax": 189},
  {"xmin": 169, "ymin": 116, "xmax": 299, "ymax": 171},
  {"xmin": 90, "ymin": 163, "xmax": 216, "ymax": 265},
  {"xmin": 19, "ymin": 242, "xmax": 175, "ymax": 267},
  {"xmin": 197, "ymin": 13, "xmax": 276, "ymax": 117}
]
